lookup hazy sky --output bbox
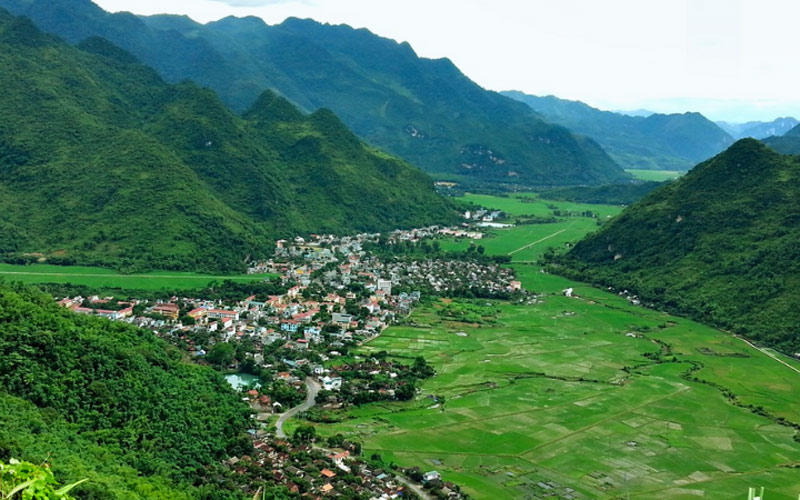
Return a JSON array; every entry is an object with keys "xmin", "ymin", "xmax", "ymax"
[{"xmin": 93, "ymin": 0, "xmax": 800, "ymax": 122}]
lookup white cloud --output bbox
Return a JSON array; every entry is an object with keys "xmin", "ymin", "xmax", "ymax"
[{"xmin": 208, "ymin": 0, "xmax": 311, "ymax": 6}]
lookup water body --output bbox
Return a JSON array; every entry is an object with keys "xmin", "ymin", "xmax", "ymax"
[{"xmin": 224, "ymin": 372, "xmax": 262, "ymax": 391}]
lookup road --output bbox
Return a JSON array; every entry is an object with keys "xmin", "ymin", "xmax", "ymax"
[
  {"xmin": 275, "ymin": 377, "xmax": 321, "ymax": 439},
  {"xmin": 394, "ymin": 474, "xmax": 435, "ymax": 500},
  {"xmin": 734, "ymin": 336, "xmax": 800, "ymax": 375},
  {"xmin": 274, "ymin": 378, "xmax": 433, "ymax": 498}
]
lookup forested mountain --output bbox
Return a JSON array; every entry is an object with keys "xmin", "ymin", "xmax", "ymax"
[
  {"xmin": 0, "ymin": 0, "xmax": 629, "ymax": 186},
  {"xmin": 0, "ymin": 10, "xmax": 457, "ymax": 272},
  {"xmin": 561, "ymin": 139, "xmax": 800, "ymax": 353},
  {"xmin": 763, "ymin": 123, "xmax": 800, "ymax": 155},
  {"xmin": 0, "ymin": 282, "xmax": 250, "ymax": 499},
  {"xmin": 502, "ymin": 91, "xmax": 734, "ymax": 171},
  {"xmin": 717, "ymin": 117, "xmax": 798, "ymax": 139},
  {"xmin": 554, "ymin": 139, "xmax": 800, "ymax": 353}
]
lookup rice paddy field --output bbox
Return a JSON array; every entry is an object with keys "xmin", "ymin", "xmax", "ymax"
[
  {"xmin": 0, "ymin": 263, "xmax": 274, "ymax": 290},
  {"xmin": 625, "ymin": 169, "xmax": 685, "ymax": 182},
  {"xmin": 310, "ymin": 193, "xmax": 800, "ymax": 500}
]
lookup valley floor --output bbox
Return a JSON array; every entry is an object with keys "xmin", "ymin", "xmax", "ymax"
[
  {"xmin": 307, "ymin": 193, "xmax": 800, "ymax": 500},
  {"xmin": 0, "ymin": 263, "xmax": 274, "ymax": 290}
]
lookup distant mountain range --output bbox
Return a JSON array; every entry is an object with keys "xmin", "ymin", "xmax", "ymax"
[
  {"xmin": 717, "ymin": 117, "xmax": 799, "ymax": 139},
  {"xmin": 502, "ymin": 91, "xmax": 734, "ymax": 171},
  {"xmin": 556, "ymin": 139, "xmax": 800, "ymax": 353},
  {"xmin": 0, "ymin": 0, "xmax": 629, "ymax": 186},
  {"xmin": 763, "ymin": 123, "xmax": 800, "ymax": 155},
  {"xmin": 0, "ymin": 10, "xmax": 457, "ymax": 272}
]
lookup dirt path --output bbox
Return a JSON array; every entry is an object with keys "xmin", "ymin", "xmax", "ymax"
[
  {"xmin": 508, "ymin": 227, "xmax": 569, "ymax": 255},
  {"xmin": 276, "ymin": 377, "xmax": 321, "ymax": 439}
]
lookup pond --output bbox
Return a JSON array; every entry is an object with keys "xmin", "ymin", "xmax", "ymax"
[{"xmin": 224, "ymin": 372, "xmax": 262, "ymax": 391}]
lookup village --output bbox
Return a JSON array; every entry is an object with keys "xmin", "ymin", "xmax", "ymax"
[{"xmin": 54, "ymin": 223, "xmax": 526, "ymax": 499}]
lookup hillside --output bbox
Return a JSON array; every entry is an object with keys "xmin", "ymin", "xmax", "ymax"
[
  {"xmin": 0, "ymin": 10, "xmax": 456, "ymax": 272},
  {"xmin": 502, "ymin": 91, "xmax": 734, "ymax": 170},
  {"xmin": 763, "ymin": 123, "xmax": 800, "ymax": 154},
  {"xmin": 554, "ymin": 139, "xmax": 800, "ymax": 353},
  {"xmin": 0, "ymin": 282, "xmax": 250, "ymax": 499},
  {"xmin": 0, "ymin": 0, "xmax": 629, "ymax": 186},
  {"xmin": 718, "ymin": 117, "xmax": 798, "ymax": 139}
]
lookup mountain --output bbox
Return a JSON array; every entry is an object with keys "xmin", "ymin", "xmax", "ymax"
[
  {"xmin": 0, "ymin": 0, "xmax": 629, "ymax": 186},
  {"xmin": 502, "ymin": 91, "xmax": 734, "ymax": 171},
  {"xmin": 554, "ymin": 139, "xmax": 800, "ymax": 353},
  {"xmin": 0, "ymin": 282, "xmax": 250, "ymax": 499},
  {"xmin": 0, "ymin": 10, "xmax": 457, "ymax": 272},
  {"xmin": 763, "ymin": 123, "xmax": 800, "ymax": 155},
  {"xmin": 717, "ymin": 117, "xmax": 799, "ymax": 139},
  {"xmin": 613, "ymin": 108, "xmax": 655, "ymax": 117}
]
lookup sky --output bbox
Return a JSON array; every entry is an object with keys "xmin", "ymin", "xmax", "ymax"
[{"xmin": 93, "ymin": 0, "xmax": 800, "ymax": 122}]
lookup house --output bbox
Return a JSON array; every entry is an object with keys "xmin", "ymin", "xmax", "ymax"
[
  {"xmin": 377, "ymin": 279, "xmax": 392, "ymax": 296},
  {"xmin": 321, "ymin": 484, "xmax": 333, "ymax": 494},
  {"xmin": 321, "ymin": 469, "xmax": 336, "ymax": 479},
  {"xmin": 153, "ymin": 303, "xmax": 180, "ymax": 319},
  {"xmin": 322, "ymin": 376, "xmax": 343, "ymax": 391},
  {"xmin": 423, "ymin": 471, "xmax": 441, "ymax": 482},
  {"xmin": 332, "ymin": 313, "xmax": 353, "ymax": 324},
  {"xmin": 207, "ymin": 309, "xmax": 239, "ymax": 321},
  {"xmin": 281, "ymin": 321, "xmax": 299, "ymax": 333},
  {"xmin": 187, "ymin": 307, "xmax": 207, "ymax": 320},
  {"xmin": 510, "ymin": 280, "xmax": 522, "ymax": 291}
]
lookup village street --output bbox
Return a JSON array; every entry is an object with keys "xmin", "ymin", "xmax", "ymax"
[{"xmin": 276, "ymin": 377, "xmax": 321, "ymax": 438}]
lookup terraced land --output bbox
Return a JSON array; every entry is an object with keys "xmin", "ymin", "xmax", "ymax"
[{"xmin": 311, "ymin": 194, "xmax": 800, "ymax": 500}]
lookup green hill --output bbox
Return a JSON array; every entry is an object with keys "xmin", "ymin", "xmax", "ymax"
[
  {"xmin": 0, "ymin": 0, "xmax": 629, "ymax": 186},
  {"xmin": 0, "ymin": 10, "xmax": 456, "ymax": 272},
  {"xmin": 763, "ymin": 123, "xmax": 800, "ymax": 154},
  {"xmin": 554, "ymin": 139, "xmax": 800, "ymax": 353},
  {"xmin": 502, "ymin": 91, "xmax": 734, "ymax": 170},
  {"xmin": 0, "ymin": 282, "xmax": 250, "ymax": 499}
]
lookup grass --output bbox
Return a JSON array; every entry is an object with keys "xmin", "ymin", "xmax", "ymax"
[
  {"xmin": 625, "ymin": 169, "xmax": 684, "ymax": 182},
  {"xmin": 307, "ymin": 193, "xmax": 800, "ymax": 500},
  {"xmin": 441, "ymin": 193, "xmax": 623, "ymax": 263},
  {"xmin": 0, "ymin": 263, "xmax": 274, "ymax": 291}
]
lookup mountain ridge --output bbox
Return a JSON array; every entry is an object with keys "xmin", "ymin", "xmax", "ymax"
[
  {"xmin": 0, "ymin": 0, "xmax": 629, "ymax": 186},
  {"xmin": 0, "ymin": 9, "xmax": 457, "ymax": 272},
  {"xmin": 502, "ymin": 90, "xmax": 734, "ymax": 171}
]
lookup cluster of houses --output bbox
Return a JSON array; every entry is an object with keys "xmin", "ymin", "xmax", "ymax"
[
  {"xmin": 54, "ymin": 225, "xmax": 527, "ymax": 500},
  {"xmin": 226, "ymin": 436, "xmax": 417, "ymax": 499}
]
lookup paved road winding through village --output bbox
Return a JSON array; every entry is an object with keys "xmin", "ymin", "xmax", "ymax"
[{"xmin": 276, "ymin": 377, "xmax": 321, "ymax": 439}]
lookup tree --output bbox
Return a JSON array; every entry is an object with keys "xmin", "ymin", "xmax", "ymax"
[
  {"xmin": 207, "ymin": 342, "xmax": 235, "ymax": 367},
  {"xmin": 292, "ymin": 425, "xmax": 317, "ymax": 444}
]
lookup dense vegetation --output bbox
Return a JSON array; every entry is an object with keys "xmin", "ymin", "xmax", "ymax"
[
  {"xmin": 553, "ymin": 139, "xmax": 800, "ymax": 353},
  {"xmin": 0, "ymin": 0, "xmax": 629, "ymax": 186},
  {"xmin": 0, "ymin": 282, "xmax": 252, "ymax": 498},
  {"xmin": 502, "ymin": 91, "xmax": 734, "ymax": 171},
  {"xmin": 0, "ymin": 10, "xmax": 457, "ymax": 272},
  {"xmin": 538, "ymin": 181, "xmax": 664, "ymax": 205}
]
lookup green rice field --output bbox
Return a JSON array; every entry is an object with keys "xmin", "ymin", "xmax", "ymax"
[
  {"xmin": 625, "ymin": 169, "xmax": 684, "ymax": 182},
  {"xmin": 0, "ymin": 263, "xmax": 274, "ymax": 290},
  {"xmin": 309, "ymin": 194, "xmax": 800, "ymax": 500},
  {"xmin": 441, "ymin": 193, "xmax": 622, "ymax": 262}
]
